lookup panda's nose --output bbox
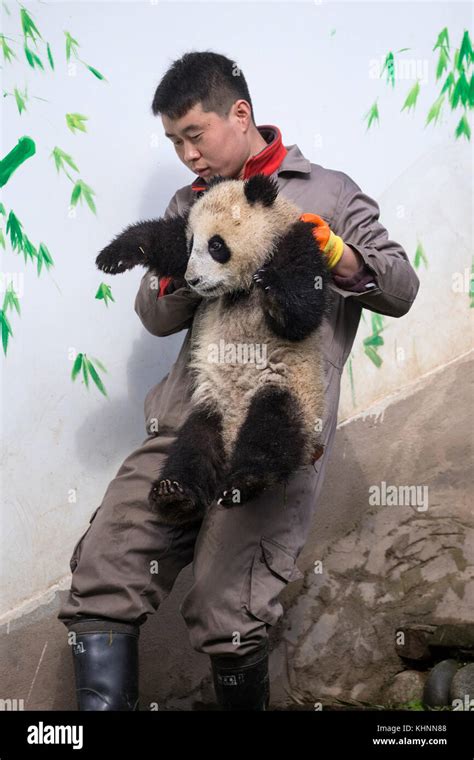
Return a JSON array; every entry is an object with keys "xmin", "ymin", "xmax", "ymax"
[{"xmin": 187, "ymin": 277, "xmax": 201, "ymax": 287}]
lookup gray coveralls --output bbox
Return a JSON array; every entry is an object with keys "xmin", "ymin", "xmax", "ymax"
[{"xmin": 57, "ymin": 139, "xmax": 420, "ymax": 658}]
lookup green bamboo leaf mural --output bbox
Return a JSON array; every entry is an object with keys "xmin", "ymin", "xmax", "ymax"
[
  {"xmin": 347, "ymin": 353, "xmax": 356, "ymax": 406},
  {"xmin": 413, "ymin": 241, "xmax": 428, "ymax": 270},
  {"xmin": 0, "ymin": 230, "xmax": 5, "ymax": 250},
  {"xmin": 441, "ymin": 71, "xmax": 455, "ymax": 96},
  {"xmin": 3, "ymin": 283, "xmax": 21, "ymax": 316},
  {"xmin": 82, "ymin": 358, "xmax": 89, "ymax": 388},
  {"xmin": 0, "ymin": 310, "xmax": 13, "ymax": 355},
  {"xmin": 426, "ymin": 94, "xmax": 444, "ymax": 126},
  {"xmin": 65, "ymin": 113, "xmax": 89, "ymax": 134},
  {"xmin": 381, "ymin": 52, "xmax": 395, "ymax": 88},
  {"xmin": 90, "ymin": 356, "xmax": 108, "ymax": 374},
  {"xmin": 64, "ymin": 31, "xmax": 80, "ymax": 62},
  {"xmin": 95, "ymin": 282, "xmax": 115, "ymax": 307},
  {"xmin": 436, "ymin": 47, "xmax": 449, "ymax": 80},
  {"xmin": 364, "ymin": 345, "xmax": 383, "ymax": 368},
  {"xmin": 458, "ymin": 30, "xmax": 473, "ymax": 71},
  {"xmin": 24, "ymin": 44, "xmax": 44, "ymax": 71},
  {"xmin": 20, "ymin": 7, "xmax": 43, "ymax": 46},
  {"xmin": 455, "ymin": 114, "xmax": 471, "ymax": 140},
  {"xmin": 70, "ymin": 180, "xmax": 97, "ymax": 214},
  {"xmin": 36, "ymin": 242, "xmax": 54, "ymax": 275},
  {"xmin": 13, "ymin": 87, "xmax": 27, "ymax": 114},
  {"xmin": 71, "ymin": 353, "xmax": 108, "ymax": 396},
  {"xmin": 86, "ymin": 65, "xmax": 106, "ymax": 81},
  {"xmin": 6, "ymin": 211, "xmax": 24, "ymax": 251},
  {"xmin": 364, "ymin": 100, "xmax": 380, "ymax": 130},
  {"xmin": 0, "ymin": 137, "xmax": 36, "ymax": 187},
  {"xmin": 46, "ymin": 42, "xmax": 54, "ymax": 70},
  {"xmin": 0, "ymin": 33, "xmax": 17, "ymax": 63},
  {"xmin": 86, "ymin": 358, "xmax": 107, "ymax": 396},
  {"xmin": 401, "ymin": 81, "xmax": 420, "ymax": 112},
  {"xmin": 433, "ymin": 27, "xmax": 450, "ymax": 52},
  {"xmin": 51, "ymin": 147, "xmax": 79, "ymax": 176},
  {"xmin": 21, "ymin": 235, "xmax": 37, "ymax": 265}
]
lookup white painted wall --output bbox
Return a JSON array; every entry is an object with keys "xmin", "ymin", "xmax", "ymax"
[{"xmin": 1, "ymin": 0, "xmax": 472, "ymax": 615}]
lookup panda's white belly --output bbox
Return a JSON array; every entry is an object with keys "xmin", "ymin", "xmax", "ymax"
[{"xmin": 188, "ymin": 288, "xmax": 326, "ymax": 459}]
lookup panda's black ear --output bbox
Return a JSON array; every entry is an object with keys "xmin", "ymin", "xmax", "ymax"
[{"xmin": 244, "ymin": 173, "xmax": 279, "ymax": 207}]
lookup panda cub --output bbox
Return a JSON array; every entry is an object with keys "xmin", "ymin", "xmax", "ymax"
[{"xmin": 96, "ymin": 173, "xmax": 332, "ymax": 525}]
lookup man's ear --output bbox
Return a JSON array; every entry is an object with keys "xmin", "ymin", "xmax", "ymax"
[{"xmin": 244, "ymin": 173, "xmax": 279, "ymax": 207}]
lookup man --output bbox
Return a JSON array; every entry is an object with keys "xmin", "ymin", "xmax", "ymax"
[{"xmin": 58, "ymin": 51, "xmax": 420, "ymax": 711}]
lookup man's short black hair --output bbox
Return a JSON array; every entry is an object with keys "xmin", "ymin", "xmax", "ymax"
[{"xmin": 151, "ymin": 50, "xmax": 256, "ymax": 124}]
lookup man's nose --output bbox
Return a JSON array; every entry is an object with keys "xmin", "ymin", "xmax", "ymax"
[{"xmin": 187, "ymin": 276, "xmax": 201, "ymax": 287}]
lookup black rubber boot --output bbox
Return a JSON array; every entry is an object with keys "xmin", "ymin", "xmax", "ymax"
[
  {"xmin": 210, "ymin": 641, "xmax": 270, "ymax": 711},
  {"xmin": 68, "ymin": 618, "xmax": 140, "ymax": 711}
]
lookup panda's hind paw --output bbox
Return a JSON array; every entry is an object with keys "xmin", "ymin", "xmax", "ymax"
[{"xmin": 148, "ymin": 478, "xmax": 204, "ymax": 524}]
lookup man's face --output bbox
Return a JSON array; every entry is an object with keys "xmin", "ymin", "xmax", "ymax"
[{"xmin": 162, "ymin": 101, "xmax": 250, "ymax": 181}]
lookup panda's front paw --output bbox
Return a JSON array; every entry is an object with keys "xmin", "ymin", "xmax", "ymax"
[
  {"xmin": 96, "ymin": 239, "xmax": 147, "ymax": 275},
  {"xmin": 252, "ymin": 265, "xmax": 279, "ymax": 292}
]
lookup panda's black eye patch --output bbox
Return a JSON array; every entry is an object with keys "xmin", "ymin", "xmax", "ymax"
[{"xmin": 208, "ymin": 234, "xmax": 230, "ymax": 263}]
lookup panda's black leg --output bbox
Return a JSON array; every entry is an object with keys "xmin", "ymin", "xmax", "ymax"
[
  {"xmin": 149, "ymin": 405, "xmax": 226, "ymax": 525},
  {"xmin": 96, "ymin": 214, "xmax": 189, "ymax": 277},
  {"xmin": 217, "ymin": 386, "xmax": 307, "ymax": 508}
]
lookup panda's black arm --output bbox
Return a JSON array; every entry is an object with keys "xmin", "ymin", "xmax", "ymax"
[
  {"xmin": 95, "ymin": 214, "xmax": 189, "ymax": 277},
  {"xmin": 254, "ymin": 220, "xmax": 332, "ymax": 341}
]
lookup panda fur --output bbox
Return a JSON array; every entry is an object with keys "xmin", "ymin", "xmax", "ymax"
[{"xmin": 96, "ymin": 173, "xmax": 332, "ymax": 525}]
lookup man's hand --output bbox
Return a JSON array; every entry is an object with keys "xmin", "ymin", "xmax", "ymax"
[{"xmin": 299, "ymin": 212, "xmax": 365, "ymax": 278}]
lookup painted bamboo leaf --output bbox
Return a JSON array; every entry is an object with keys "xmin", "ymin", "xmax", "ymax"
[
  {"xmin": 86, "ymin": 357, "xmax": 107, "ymax": 396},
  {"xmin": 433, "ymin": 27, "xmax": 450, "ymax": 53},
  {"xmin": 365, "ymin": 100, "xmax": 380, "ymax": 130},
  {"xmin": 441, "ymin": 71, "xmax": 455, "ymax": 96},
  {"xmin": 401, "ymin": 81, "xmax": 420, "ymax": 112},
  {"xmin": 426, "ymin": 94, "xmax": 444, "ymax": 126},
  {"xmin": 86, "ymin": 65, "xmax": 107, "ymax": 81},
  {"xmin": 65, "ymin": 113, "xmax": 88, "ymax": 134},
  {"xmin": 451, "ymin": 72, "xmax": 469, "ymax": 109},
  {"xmin": 24, "ymin": 44, "xmax": 44, "ymax": 71},
  {"xmin": 37, "ymin": 242, "xmax": 54, "ymax": 275},
  {"xmin": 13, "ymin": 87, "xmax": 27, "ymax": 115},
  {"xmin": 455, "ymin": 114, "xmax": 471, "ymax": 141},
  {"xmin": 46, "ymin": 42, "xmax": 54, "ymax": 70},
  {"xmin": 22, "ymin": 235, "xmax": 37, "ymax": 265},
  {"xmin": 381, "ymin": 52, "xmax": 395, "ymax": 88},
  {"xmin": 3, "ymin": 283, "xmax": 21, "ymax": 316},
  {"xmin": 458, "ymin": 30, "xmax": 473, "ymax": 71},
  {"xmin": 71, "ymin": 352, "xmax": 83, "ymax": 380},
  {"xmin": 95, "ymin": 282, "xmax": 115, "ymax": 306},
  {"xmin": 0, "ymin": 34, "xmax": 17, "ymax": 63},
  {"xmin": 414, "ymin": 241, "xmax": 428, "ymax": 269},
  {"xmin": 82, "ymin": 358, "xmax": 89, "ymax": 388},
  {"xmin": 64, "ymin": 31, "xmax": 80, "ymax": 62},
  {"xmin": 20, "ymin": 8, "xmax": 43, "ymax": 46},
  {"xmin": 90, "ymin": 356, "xmax": 108, "ymax": 374},
  {"xmin": 70, "ymin": 180, "xmax": 97, "ymax": 214},
  {"xmin": 0, "ymin": 310, "xmax": 13, "ymax": 355},
  {"xmin": 436, "ymin": 47, "xmax": 449, "ymax": 80},
  {"xmin": 364, "ymin": 345, "xmax": 383, "ymax": 368},
  {"xmin": 51, "ymin": 147, "xmax": 79, "ymax": 175},
  {"xmin": 372, "ymin": 313, "xmax": 385, "ymax": 334},
  {"xmin": 0, "ymin": 230, "xmax": 5, "ymax": 249},
  {"xmin": 6, "ymin": 211, "xmax": 24, "ymax": 250}
]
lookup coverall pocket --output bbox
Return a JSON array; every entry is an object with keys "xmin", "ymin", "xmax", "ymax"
[
  {"xmin": 245, "ymin": 536, "xmax": 304, "ymax": 626},
  {"xmin": 69, "ymin": 506, "xmax": 101, "ymax": 573}
]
